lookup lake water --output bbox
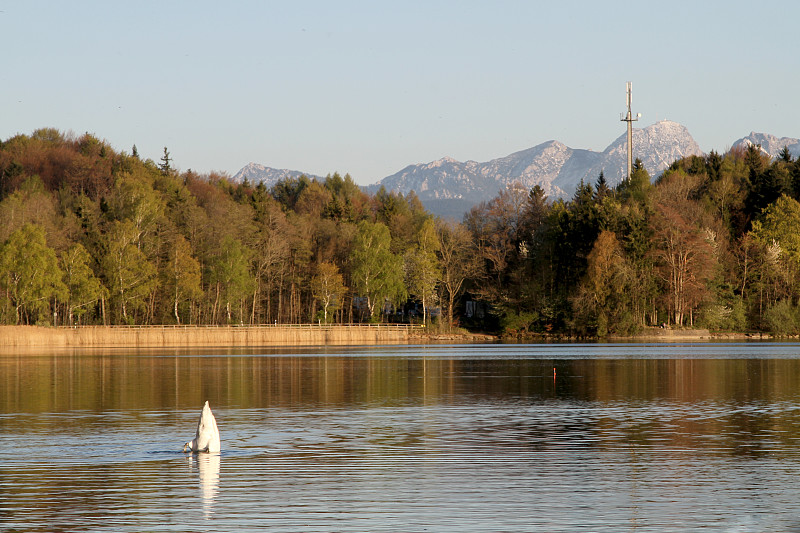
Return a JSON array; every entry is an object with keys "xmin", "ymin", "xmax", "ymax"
[{"xmin": 3, "ymin": 342, "xmax": 800, "ymax": 532}]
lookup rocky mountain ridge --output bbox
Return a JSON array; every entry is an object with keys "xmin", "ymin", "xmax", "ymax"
[
  {"xmin": 364, "ymin": 120, "xmax": 703, "ymax": 216},
  {"xmin": 231, "ymin": 163, "xmax": 324, "ymax": 186},
  {"xmin": 232, "ymin": 122, "xmax": 794, "ymax": 217},
  {"xmin": 731, "ymin": 132, "xmax": 800, "ymax": 159}
]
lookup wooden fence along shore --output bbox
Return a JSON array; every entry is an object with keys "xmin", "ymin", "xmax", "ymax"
[{"xmin": 0, "ymin": 324, "xmax": 417, "ymax": 348}]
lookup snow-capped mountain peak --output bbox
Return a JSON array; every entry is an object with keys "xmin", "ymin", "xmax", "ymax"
[
  {"xmin": 233, "ymin": 122, "xmax": 793, "ymax": 218},
  {"xmin": 369, "ymin": 120, "xmax": 703, "ymax": 213},
  {"xmin": 231, "ymin": 163, "xmax": 323, "ymax": 186},
  {"xmin": 732, "ymin": 132, "xmax": 800, "ymax": 159}
]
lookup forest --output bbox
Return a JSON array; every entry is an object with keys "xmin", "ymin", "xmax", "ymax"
[{"xmin": 1, "ymin": 128, "xmax": 800, "ymax": 336}]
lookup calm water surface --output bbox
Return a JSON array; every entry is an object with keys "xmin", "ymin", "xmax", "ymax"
[{"xmin": 3, "ymin": 342, "xmax": 800, "ymax": 532}]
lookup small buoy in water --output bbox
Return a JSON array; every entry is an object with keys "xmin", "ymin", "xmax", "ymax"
[
  {"xmin": 183, "ymin": 401, "xmax": 220, "ymax": 453},
  {"xmin": 553, "ymin": 367, "xmax": 556, "ymax": 380}
]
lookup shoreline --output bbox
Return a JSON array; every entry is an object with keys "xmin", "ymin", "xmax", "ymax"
[
  {"xmin": 504, "ymin": 328, "xmax": 791, "ymax": 342},
  {"xmin": 0, "ymin": 325, "xmax": 790, "ymax": 350}
]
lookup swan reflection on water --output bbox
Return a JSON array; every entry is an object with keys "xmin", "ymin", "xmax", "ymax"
[{"xmin": 190, "ymin": 452, "xmax": 220, "ymax": 519}]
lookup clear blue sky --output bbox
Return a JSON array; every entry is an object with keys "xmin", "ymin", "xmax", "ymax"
[{"xmin": 2, "ymin": 1, "xmax": 798, "ymax": 185}]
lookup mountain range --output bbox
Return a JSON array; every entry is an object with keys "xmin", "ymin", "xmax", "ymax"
[
  {"xmin": 232, "ymin": 122, "xmax": 799, "ymax": 218},
  {"xmin": 731, "ymin": 131, "xmax": 800, "ymax": 159},
  {"xmin": 231, "ymin": 163, "xmax": 325, "ymax": 186}
]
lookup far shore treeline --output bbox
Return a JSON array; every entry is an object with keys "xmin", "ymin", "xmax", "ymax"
[{"xmin": 1, "ymin": 128, "xmax": 800, "ymax": 336}]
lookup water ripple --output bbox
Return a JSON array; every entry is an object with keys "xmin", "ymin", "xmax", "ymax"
[{"xmin": 5, "ymin": 349, "xmax": 800, "ymax": 531}]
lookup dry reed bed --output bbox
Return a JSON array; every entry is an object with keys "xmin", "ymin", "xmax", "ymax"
[{"xmin": 0, "ymin": 324, "xmax": 413, "ymax": 348}]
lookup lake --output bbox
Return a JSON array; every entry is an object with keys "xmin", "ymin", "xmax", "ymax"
[{"xmin": 3, "ymin": 342, "xmax": 800, "ymax": 532}]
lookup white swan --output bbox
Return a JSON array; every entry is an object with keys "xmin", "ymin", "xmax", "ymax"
[{"xmin": 183, "ymin": 401, "xmax": 221, "ymax": 453}]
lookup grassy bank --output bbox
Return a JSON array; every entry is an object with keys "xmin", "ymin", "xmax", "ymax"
[
  {"xmin": 0, "ymin": 324, "xmax": 415, "ymax": 348},
  {"xmin": 497, "ymin": 327, "xmax": 787, "ymax": 342}
]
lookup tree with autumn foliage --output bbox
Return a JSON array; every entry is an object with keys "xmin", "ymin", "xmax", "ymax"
[{"xmin": 650, "ymin": 171, "xmax": 718, "ymax": 326}]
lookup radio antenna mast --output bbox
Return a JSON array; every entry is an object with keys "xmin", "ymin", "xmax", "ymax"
[{"xmin": 620, "ymin": 82, "xmax": 640, "ymax": 181}]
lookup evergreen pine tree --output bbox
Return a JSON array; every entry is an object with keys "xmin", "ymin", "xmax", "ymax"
[{"xmin": 159, "ymin": 147, "xmax": 172, "ymax": 175}]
